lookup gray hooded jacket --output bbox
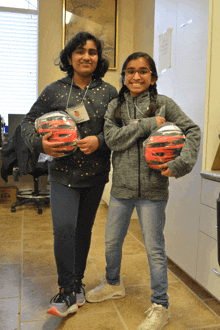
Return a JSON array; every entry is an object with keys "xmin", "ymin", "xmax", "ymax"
[{"xmin": 104, "ymin": 91, "xmax": 201, "ymax": 200}]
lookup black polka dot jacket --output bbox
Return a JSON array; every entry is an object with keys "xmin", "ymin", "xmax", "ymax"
[{"xmin": 21, "ymin": 76, "xmax": 118, "ymax": 188}]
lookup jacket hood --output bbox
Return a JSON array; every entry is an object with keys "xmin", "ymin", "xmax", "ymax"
[
  {"xmin": 124, "ymin": 90, "xmax": 151, "ymax": 102},
  {"xmin": 60, "ymin": 76, "xmax": 104, "ymax": 89}
]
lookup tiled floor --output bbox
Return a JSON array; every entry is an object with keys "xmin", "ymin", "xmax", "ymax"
[{"xmin": 1, "ymin": 199, "xmax": 220, "ymax": 329}]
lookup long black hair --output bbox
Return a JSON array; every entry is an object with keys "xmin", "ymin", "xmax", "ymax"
[
  {"xmin": 114, "ymin": 52, "xmax": 160, "ymax": 126},
  {"xmin": 57, "ymin": 32, "xmax": 109, "ymax": 79}
]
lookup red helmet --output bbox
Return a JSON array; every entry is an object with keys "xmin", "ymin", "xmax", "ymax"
[
  {"xmin": 143, "ymin": 122, "xmax": 185, "ymax": 170},
  {"xmin": 35, "ymin": 111, "xmax": 79, "ymax": 157}
]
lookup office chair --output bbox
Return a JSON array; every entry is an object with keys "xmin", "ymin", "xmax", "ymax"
[
  {"xmin": 1, "ymin": 124, "xmax": 50, "ymax": 214},
  {"xmin": 11, "ymin": 163, "xmax": 50, "ymax": 214}
]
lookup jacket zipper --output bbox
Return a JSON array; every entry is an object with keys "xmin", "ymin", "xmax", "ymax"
[{"xmin": 133, "ymin": 98, "xmax": 141, "ymax": 198}]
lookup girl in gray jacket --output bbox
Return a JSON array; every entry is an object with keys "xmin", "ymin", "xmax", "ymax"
[{"xmin": 86, "ymin": 52, "xmax": 201, "ymax": 330}]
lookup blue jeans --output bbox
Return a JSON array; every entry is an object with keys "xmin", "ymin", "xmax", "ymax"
[{"xmin": 105, "ymin": 195, "xmax": 169, "ymax": 307}]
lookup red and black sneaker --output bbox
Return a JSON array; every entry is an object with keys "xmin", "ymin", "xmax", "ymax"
[{"xmin": 47, "ymin": 287, "xmax": 78, "ymax": 317}]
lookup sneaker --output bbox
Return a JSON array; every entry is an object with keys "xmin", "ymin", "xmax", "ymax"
[
  {"xmin": 47, "ymin": 288, "xmax": 78, "ymax": 317},
  {"xmin": 86, "ymin": 280, "xmax": 125, "ymax": 303},
  {"xmin": 75, "ymin": 279, "xmax": 86, "ymax": 307},
  {"xmin": 137, "ymin": 303, "xmax": 171, "ymax": 330}
]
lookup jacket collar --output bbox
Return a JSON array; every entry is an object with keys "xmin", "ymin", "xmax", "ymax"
[
  {"xmin": 60, "ymin": 75, "xmax": 103, "ymax": 89},
  {"xmin": 124, "ymin": 90, "xmax": 151, "ymax": 102}
]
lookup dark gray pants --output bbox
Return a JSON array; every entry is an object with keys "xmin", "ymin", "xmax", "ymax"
[{"xmin": 50, "ymin": 181, "xmax": 105, "ymax": 288}]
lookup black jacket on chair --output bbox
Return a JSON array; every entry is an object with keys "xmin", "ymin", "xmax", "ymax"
[{"xmin": 1, "ymin": 124, "xmax": 39, "ymax": 182}]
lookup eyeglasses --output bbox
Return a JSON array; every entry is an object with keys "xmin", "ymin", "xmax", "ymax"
[{"xmin": 124, "ymin": 68, "xmax": 152, "ymax": 76}]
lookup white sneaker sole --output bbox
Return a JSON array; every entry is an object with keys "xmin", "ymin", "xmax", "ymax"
[
  {"xmin": 137, "ymin": 314, "xmax": 170, "ymax": 330},
  {"xmin": 86, "ymin": 290, "xmax": 125, "ymax": 303}
]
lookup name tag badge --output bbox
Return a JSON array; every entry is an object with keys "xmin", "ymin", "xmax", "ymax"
[{"xmin": 66, "ymin": 104, "xmax": 90, "ymax": 123}]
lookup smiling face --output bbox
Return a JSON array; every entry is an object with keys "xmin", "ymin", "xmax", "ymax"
[
  {"xmin": 69, "ymin": 39, "xmax": 99, "ymax": 79},
  {"xmin": 124, "ymin": 57, "xmax": 156, "ymax": 97}
]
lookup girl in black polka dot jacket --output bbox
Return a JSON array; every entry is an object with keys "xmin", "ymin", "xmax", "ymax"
[
  {"xmin": 21, "ymin": 32, "xmax": 118, "ymax": 317},
  {"xmin": 22, "ymin": 76, "xmax": 116, "ymax": 187}
]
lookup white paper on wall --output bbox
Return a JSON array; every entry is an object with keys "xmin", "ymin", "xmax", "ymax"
[{"xmin": 158, "ymin": 27, "xmax": 172, "ymax": 73}]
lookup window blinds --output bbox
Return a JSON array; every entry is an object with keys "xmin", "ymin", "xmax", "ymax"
[{"xmin": 0, "ymin": 7, "xmax": 38, "ymax": 125}]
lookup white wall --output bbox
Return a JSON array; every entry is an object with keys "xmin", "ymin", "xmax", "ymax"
[{"xmin": 154, "ymin": 0, "xmax": 209, "ymax": 278}]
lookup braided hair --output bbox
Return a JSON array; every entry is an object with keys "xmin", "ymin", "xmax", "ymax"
[{"xmin": 114, "ymin": 52, "xmax": 159, "ymax": 126}]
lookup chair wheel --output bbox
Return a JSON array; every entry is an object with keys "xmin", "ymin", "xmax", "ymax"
[
  {"xmin": 11, "ymin": 207, "xmax": 16, "ymax": 212},
  {"xmin": 38, "ymin": 208, "xmax": 42, "ymax": 214}
]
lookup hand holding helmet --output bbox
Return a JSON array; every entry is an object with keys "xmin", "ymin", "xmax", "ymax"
[
  {"xmin": 159, "ymin": 163, "xmax": 175, "ymax": 177},
  {"xmin": 42, "ymin": 131, "xmax": 67, "ymax": 158},
  {"xmin": 35, "ymin": 111, "xmax": 80, "ymax": 158},
  {"xmin": 155, "ymin": 116, "xmax": 166, "ymax": 127},
  {"xmin": 143, "ymin": 122, "xmax": 185, "ymax": 172}
]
